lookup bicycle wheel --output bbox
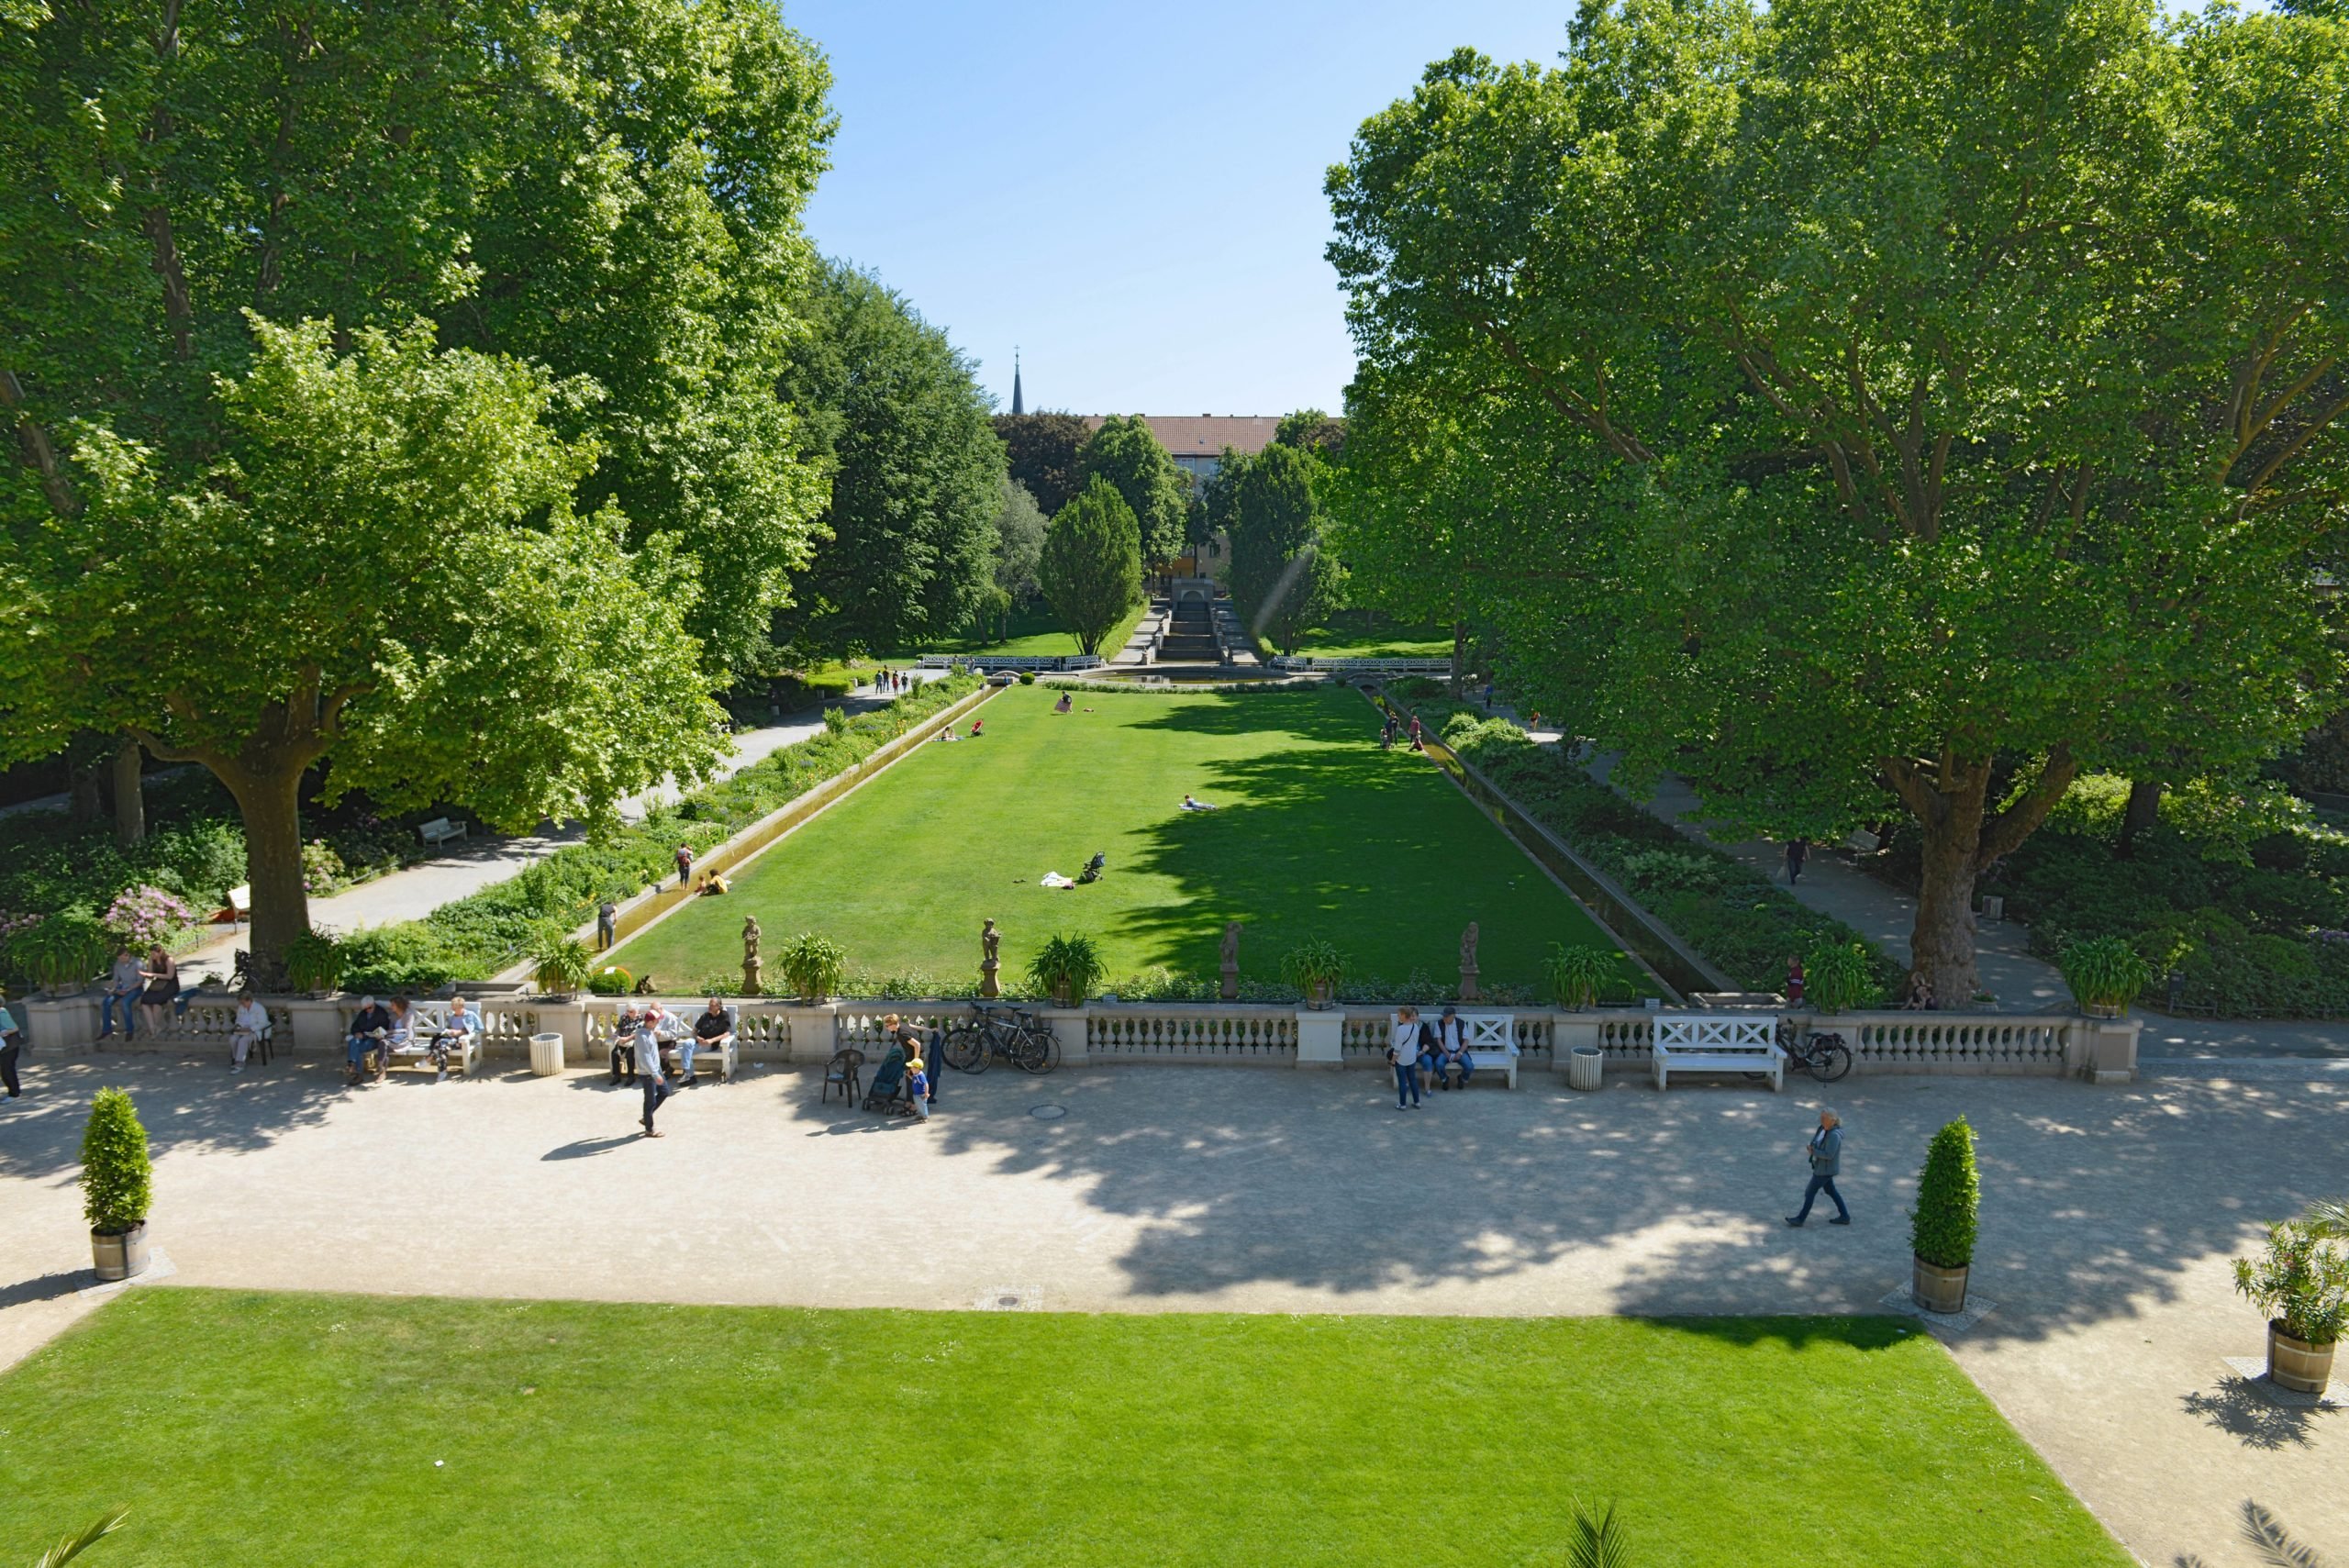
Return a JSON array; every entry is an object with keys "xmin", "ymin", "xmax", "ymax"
[
  {"xmin": 941, "ymin": 1023, "xmax": 989, "ymax": 1074},
  {"xmin": 1810, "ymin": 1039, "xmax": 1854, "ymax": 1084},
  {"xmin": 1011, "ymin": 1023, "xmax": 1060, "ymax": 1075}
]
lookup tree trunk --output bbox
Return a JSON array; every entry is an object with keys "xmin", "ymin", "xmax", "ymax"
[
  {"xmin": 228, "ymin": 764, "xmax": 311, "ymax": 989},
  {"xmin": 1450, "ymin": 617, "xmax": 1466, "ymax": 697},
  {"xmin": 68, "ymin": 758, "xmax": 103, "ymax": 821},
  {"xmin": 2118, "ymin": 779, "xmax": 2162, "ymax": 855},
  {"xmin": 1887, "ymin": 747, "xmax": 2079, "ymax": 1009},
  {"xmin": 111, "ymin": 739, "xmax": 146, "ymax": 848}
]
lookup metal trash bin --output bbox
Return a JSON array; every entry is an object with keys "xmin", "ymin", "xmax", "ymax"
[
  {"xmin": 1567, "ymin": 1045, "xmax": 1604, "ymax": 1092},
  {"xmin": 529, "ymin": 1031, "xmax": 565, "ymax": 1077}
]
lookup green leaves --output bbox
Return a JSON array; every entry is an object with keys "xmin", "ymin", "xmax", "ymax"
[
  {"xmin": 79, "ymin": 1087, "xmax": 151, "ymax": 1234},
  {"xmin": 2233, "ymin": 1220, "xmax": 2349, "ymax": 1345},
  {"xmin": 1229, "ymin": 442, "xmax": 1341, "ymax": 654},
  {"xmin": 1039, "ymin": 478, "xmax": 1143, "ymax": 658},
  {"xmin": 1025, "ymin": 933, "xmax": 1107, "ymax": 1003},
  {"xmin": 1079, "ymin": 416, "xmax": 1192, "ymax": 566},
  {"xmin": 1910, "ymin": 1117, "xmax": 1980, "ymax": 1271}
]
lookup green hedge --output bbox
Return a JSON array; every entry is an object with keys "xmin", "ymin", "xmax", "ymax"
[
  {"xmin": 338, "ymin": 675, "xmax": 983, "ymax": 993},
  {"xmin": 1400, "ymin": 698, "xmax": 1898, "ymax": 995}
]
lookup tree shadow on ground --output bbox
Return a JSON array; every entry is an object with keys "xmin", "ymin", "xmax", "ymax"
[
  {"xmin": 0, "ymin": 1056, "xmax": 334, "ymax": 1184},
  {"xmin": 2174, "ymin": 1499, "xmax": 2339, "ymax": 1566},
  {"xmin": 925, "ymin": 1067, "xmax": 2349, "ymax": 1345},
  {"xmin": 2178, "ymin": 1377, "xmax": 2340, "ymax": 1451}
]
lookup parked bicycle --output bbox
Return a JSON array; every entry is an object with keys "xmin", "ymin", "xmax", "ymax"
[
  {"xmin": 1776, "ymin": 1019, "xmax": 1854, "ymax": 1083},
  {"xmin": 940, "ymin": 1003, "xmax": 1060, "ymax": 1075}
]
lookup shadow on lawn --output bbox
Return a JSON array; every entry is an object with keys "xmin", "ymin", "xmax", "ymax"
[
  {"xmin": 926, "ymin": 1067, "xmax": 2349, "ymax": 1346},
  {"xmin": 1110, "ymin": 693, "xmax": 1592, "ymax": 984},
  {"xmin": 0, "ymin": 1055, "xmax": 334, "ymax": 1184}
]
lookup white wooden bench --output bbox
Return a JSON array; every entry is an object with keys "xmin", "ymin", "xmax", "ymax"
[
  {"xmin": 379, "ymin": 1005, "xmax": 484, "ymax": 1077},
  {"xmin": 1396, "ymin": 1011, "xmax": 1522, "ymax": 1088},
  {"xmin": 1652, "ymin": 1012, "xmax": 1783, "ymax": 1091},
  {"xmin": 417, "ymin": 817, "xmax": 468, "ymax": 849}
]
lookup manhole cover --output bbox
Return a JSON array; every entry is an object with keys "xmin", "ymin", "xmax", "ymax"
[
  {"xmin": 975, "ymin": 1285, "xmax": 1043, "ymax": 1311},
  {"xmin": 1030, "ymin": 1104, "xmax": 1067, "ymax": 1120}
]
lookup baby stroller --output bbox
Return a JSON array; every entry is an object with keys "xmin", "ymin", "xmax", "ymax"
[
  {"xmin": 862, "ymin": 1042, "xmax": 917, "ymax": 1117},
  {"xmin": 1076, "ymin": 851, "xmax": 1106, "ymax": 885}
]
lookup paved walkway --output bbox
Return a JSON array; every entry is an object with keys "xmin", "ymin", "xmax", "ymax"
[
  {"xmin": 1, "ymin": 1058, "xmax": 2342, "ymax": 1566},
  {"xmin": 176, "ymin": 676, "xmax": 942, "ymax": 986}
]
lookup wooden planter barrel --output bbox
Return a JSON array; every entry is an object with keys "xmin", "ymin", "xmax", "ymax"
[
  {"xmin": 2268, "ymin": 1321, "xmax": 2336, "ymax": 1396},
  {"xmin": 92, "ymin": 1221, "xmax": 150, "ymax": 1284},
  {"xmin": 1911, "ymin": 1255, "xmax": 1970, "ymax": 1315}
]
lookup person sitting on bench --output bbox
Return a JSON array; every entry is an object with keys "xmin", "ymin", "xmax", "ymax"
[
  {"xmin": 609, "ymin": 1003, "xmax": 645, "ymax": 1084},
  {"xmin": 1181, "ymin": 794, "xmax": 1218, "ymax": 811},
  {"xmin": 1076, "ymin": 851, "xmax": 1106, "ymax": 884},
  {"xmin": 1431, "ymin": 1005, "xmax": 1474, "ymax": 1090},
  {"xmin": 430, "ymin": 995, "xmax": 483, "ymax": 1080},
  {"xmin": 685, "ymin": 996, "xmax": 733, "ymax": 1086},
  {"xmin": 345, "ymin": 995, "xmax": 394, "ymax": 1085}
]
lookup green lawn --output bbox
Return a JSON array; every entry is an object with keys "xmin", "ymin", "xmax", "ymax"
[
  {"xmin": 1291, "ymin": 608, "xmax": 1453, "ymax": 661},
  {"xmin": 898, "ymin": 599, "xmax": 1150, "ymax": 662},
  {"xmin": 0, "ymin": 1291, "xmax": 2130, "ymax": 1567},
  {"xmin": 616, "ymin": 684, "xmax": 1640, "ymax": 996}
]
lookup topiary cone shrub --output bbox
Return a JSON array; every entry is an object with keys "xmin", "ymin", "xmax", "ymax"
[
  {"xmin": 82, "ymin": 1087, "xmax": 153, "ymax": 1236},
  {"xmin": 1910, "ymin": 1117, "xmax": 1979, "ymax": 1269}
]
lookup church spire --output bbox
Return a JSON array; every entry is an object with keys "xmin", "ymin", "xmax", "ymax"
[{"xmin": 1011, "ymin": 348, "xmax": 1023, "ymax": 416}]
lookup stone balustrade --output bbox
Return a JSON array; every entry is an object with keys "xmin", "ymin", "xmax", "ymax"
[{"xmin": 13, "ymin": 992, "xmax": 2142, "ymax": 1084}]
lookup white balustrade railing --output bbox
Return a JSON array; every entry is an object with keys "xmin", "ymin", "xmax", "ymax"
[{"xmin": 24, "ymin": 993, "xmax": 2137, "ymax": 1083}]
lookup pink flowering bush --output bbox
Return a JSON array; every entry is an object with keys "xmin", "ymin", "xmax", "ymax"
[{"xmin": 104, "ymin": 884, "xmax": 196, "ymax": 949}]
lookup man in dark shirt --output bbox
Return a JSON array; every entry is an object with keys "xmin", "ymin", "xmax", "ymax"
[
  {"xmin": 344, "ymin": 996, "xmax": 394, "ymax": 1086},
  {"xmin": 686, "ymin": 997, "xmax": 733, "ymax": 1086}
]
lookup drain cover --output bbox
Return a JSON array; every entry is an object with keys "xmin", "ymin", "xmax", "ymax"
[
  {"xmin": 975, "ymin": 1285, "xmax": 1043, "ymax": 1311},
  {"xmin": 1030, "ymin": 1104, "xmax": 1067, "ymax": 1120}
]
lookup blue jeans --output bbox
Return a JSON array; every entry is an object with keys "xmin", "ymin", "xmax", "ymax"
[
  {"xmin": 1392, "ymin": 1061, "xmax": 1420, "ymax": 1106},
  {"xmin": 100, "ymin": 988, "xmax": 138, "ymax": 1038},
  {"xmin": 1794, "ymin": 1173, "xmax": 1848, "ymax": 1222},
  {"xmin": 640, "ymin": 1075, "xmax": 671, "ymax": 1129},
  {"xmin": 1435, "ymin": 1052, "xmax": 1473, "ymax": 1087}
]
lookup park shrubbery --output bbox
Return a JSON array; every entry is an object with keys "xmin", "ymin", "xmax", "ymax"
[
  {"xmin": 1869, "ymin": 773, "xmax": 2349, "ymax": 1018},
  {"xmin": 1412, "ymin": 702, "xmax": 1897, "ymax": 995},
  {"xmin": 335, "ymin": 676, "xmax": 982, "ymax": 993}
]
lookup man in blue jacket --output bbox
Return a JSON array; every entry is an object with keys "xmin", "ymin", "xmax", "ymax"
[{"xmin": 1786, "ymin": 1108, "xmax": 1850, "ymax": 1226}]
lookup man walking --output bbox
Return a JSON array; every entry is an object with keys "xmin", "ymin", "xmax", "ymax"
[
  {"xmin": 1785, "ymin": 838, "xmax": 1809, "ymax": 885},
  {"xmin": 596, "ymin": 898, "xmax": 618, "ymax": 950},
  {"xmin": 636, "ymin": 1017, "xmax": 671, "ymax": 1138},
  {"xmin": 674, "ymin": 843, "xmax": 695, "ymax": 890},
  {"xmin": 1787, "ymin": 1109, "xmax": 1849, "ymax": 1226}
]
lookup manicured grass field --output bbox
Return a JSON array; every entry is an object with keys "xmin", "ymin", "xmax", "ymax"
[
  {"xmin": 900, "ymin": 599, "xmax": 1151, "ymax": 662},
  {"xmin": 1290, "ymin": 609, "xmax": 1453, "ymax": 661},
  {"xmin": 0, "ymin": 1291, "xmax": 2130, "ymax": 1567},
  {"xmin": 616, "ymin": 684, "xmax": 1639, "ymax": 995}
]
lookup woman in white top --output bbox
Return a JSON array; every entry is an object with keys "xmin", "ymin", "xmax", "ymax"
[
  {"xmin": 229, "ymin": 992, "xmax": 271, "ymax": 1073},
  {"xmin": 1387, "ymin": 1006, "xmax": 1426, "ymax": 1109}
]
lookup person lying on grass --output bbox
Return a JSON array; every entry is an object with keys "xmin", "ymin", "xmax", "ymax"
[{"xmin": 1181, "ymin": 794, "xmax": 1219, "ymax": 811}]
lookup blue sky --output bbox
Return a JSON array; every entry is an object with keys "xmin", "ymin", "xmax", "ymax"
[{"xmin": 785, "ymin": 2, "xmax": 1580, "ymax": 420}]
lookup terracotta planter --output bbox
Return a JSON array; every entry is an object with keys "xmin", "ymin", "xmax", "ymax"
[
  {"xmin": 1306, "ymin": 980, "xmax": 1334, "ymax": 1010},
  {"xmin": 92, "ymin": 1221, "xmax": 150, "ymax": 1284},
  {"xmin": 1911, "ymin": 1255, "xmax": 1970, "ymax": 1315},
  {"xmin": 2267, "ymin": 1321, "xmax": 2336, "ymax": 1396}
]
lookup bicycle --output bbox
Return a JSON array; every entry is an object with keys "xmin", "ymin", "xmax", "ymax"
[
  {"xmin": 1776, "ymin": 1018, "xmax": 1854, "ymax": 1084},
  {"xmin": 941, "ymin": 1003, "xmax": 1060, "ymax": 1075}
]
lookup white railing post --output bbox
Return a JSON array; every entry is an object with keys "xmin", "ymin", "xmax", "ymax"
[
  {"xmin": 22, "ymin": 991, "xmax": 99, "ymax": 1053},
  {"xmin": 1295, "ymin": 1008, "xmax": 1343, "ymax": 1067},
  {"xmin": 777, "ymin": 1004, "xmax": 838, "ymax": 1064},
  {"xmin": 2069, "ymin": 1015, "xmax": 2141, "ymax": 1084},
  {"xmin": 284, "ymin": 995, "xmax": 346, "ymax": 1057},
  {"xmin": 1047, "ymin": 1006, "xmax": 1090, "ymax": 1067}
]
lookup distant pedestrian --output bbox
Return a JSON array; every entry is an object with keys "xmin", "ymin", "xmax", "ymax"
[
  {"xmin": 0, "ymin": 990, "xmax": 24, "ymax": 1098},
  {"xmin": 1408, "ymin": 715, "xmax": 1422, "ymax": 750},
  {"xmin": 1786, "ymin": 1109, "xmax": 1849, "ymax": 1226},
  {"xmin": 674, "ymin": 843, "xmax": 694, "ymax": 889},
  {"xmin": 1785, "ymin": 839, "xmax": 1809, "ymax": 885},
  {"xmin": 596, "ymin": 898, "xmax": 618, "ymax": 950},
  {"xmin": 1482, "ymin": 682, "xmax": 1494, "ymax": 711},
  {"xmin": 1381, "ymin": 711, "xmax": 1397, "ymax": 751},
  {"xmin": 1387, "ymin": 1006, "xmax": 1425, "ymax": 1110},
  {"xmin": 636, "ymin": 1018, "xmax": 670, "ymax": 1137},
  {"xmin": 1785, "ymin": 956, "xmax": 1806, "ymax": 1007}
]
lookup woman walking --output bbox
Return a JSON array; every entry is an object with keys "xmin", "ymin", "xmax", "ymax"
[{"xmin": 1387, "ymin": 1006, "xmax": 1425, "ymax": 1110}]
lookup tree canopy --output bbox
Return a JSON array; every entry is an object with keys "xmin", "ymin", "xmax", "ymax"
[
  {"xmin": 1230, "ymin": 441, "xmax": 1341, "ymax": 655},
  {"xmin": 992, "ymin": 476, "xmax": 1048, "ymax": 610},
  {"xmin": 1327, "ymin": 0, "xmax": 2349, "ymax": 999},
  {"xmin": 775, "ymin": 261, "xmax": 1004, "ymax": 658},
  {"xmin": 1079, "ymin": 414, "xmax": 1192, "ymax": 566},
  {"xmin": 1039, "ymin": 477, "xmax": 1143, "ymax": 658},
  {"xmin": 993, "ymin": 411, "xmax": 1093, "ymax": 517}
]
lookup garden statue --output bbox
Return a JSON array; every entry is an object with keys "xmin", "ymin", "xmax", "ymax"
[
  {"xmin": 1219, "ymin": 920, "xmax": 1242, "ymax": 1001},
  {"xmin": 981, "ymin": 917, "xmax": 1002, "ymax": 999},
  {"xmin": 1459, "ymin": 921, "xmax": 1480, "ymax": 1002},
  {"xmin": 741, "ymin": 916, "xmax": 763, "ymax": 995}
]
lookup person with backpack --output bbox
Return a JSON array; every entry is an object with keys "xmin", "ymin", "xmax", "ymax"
[
  {"xmin": 1787, "ymin": 1109, "xmax": 1850, "ymax": 1226},
  {"xmin": 1386, "ymin": 1006, "xmax": 1425, "ymax": 1110}
]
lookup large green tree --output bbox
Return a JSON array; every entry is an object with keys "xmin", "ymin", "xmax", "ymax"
[
  {"xmin": 1080, "ymin": 414, "xmax": 1191, "ymax": 566},
  {"xmin": 1328, "ymin": 0, "xmax": 2349, "ymax": 1001},
  {"xmin": 775, "ymin": 261, "xmax": 1005, "ymax": 657},
  {"xmin": 1229, "ymin": 440, "xmax": 1341, "ymax": 655},
  {"xmin": 6, "ymin": 317, "xmax": 721, "ymax": 978},
  {"xmin": 990, "ymin": 475, "xmax": 1049, "ymax": 635},
  {"xmin": 993, "ymin": 411, "xmax": 1093, "ymax": 517},
  {"xmin": 1038, "ymin": 477, "xmax": 1142, "ymax": 658}
]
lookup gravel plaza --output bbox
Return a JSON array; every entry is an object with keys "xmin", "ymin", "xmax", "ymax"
[{"xmin": 3, "ymin": 1052, "xmax": 2344, "ymax": 1566}]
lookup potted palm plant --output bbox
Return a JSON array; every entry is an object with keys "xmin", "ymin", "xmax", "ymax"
[
  {"xmin": 1026, "ymin": 934, "xmax": 1106, "ymax": 1007},
  {"xmin": 779, "ymin": 933, "xmax": 848, "ymax": 1003},
  {"xmin": 2233, "ymin": 1218, "xmax": 2348, "ymax": 1396},
  {"xmin": 283, "ymin": 929, "xmax": 345, "ymax": 996},
  {"xmin": 1807, "ymin": 940, "xmax": 1882, "ymax": 1014},
  {"xmin": 2057, "ymin": 934, "xmax": 2152, "ymax": 1018},
  {"xmin": 83, "ymin": 1086, "xmax": 153, "ymax": 1282},
  {"xmin": 1910, "ymin": 1117, "xmax": 1979, "ymax": 1314},
  {"xmin": 529, "ymin": 931, "xmax": 594, "ymax": 999},
  {"xmin": 8, "ymin": 915, "xmax": 111, "ymax": 997},
  {"xmin": 1545, "ymin": 943, "xmax": 1615, "ymax": 1010},
  {"xmin": 1279, "ymin": 941, "xmax": 1350, "ymax": 1009}
]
